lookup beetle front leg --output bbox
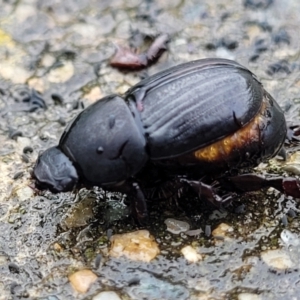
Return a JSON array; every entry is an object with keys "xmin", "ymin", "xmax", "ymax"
[
  {"xmin": 281, "ymin": 178, "xmax": 300, "ymax": 198},
  {"xmin": 181, "ymin": 179, "xmax": 233, "ymax": 207},
  {"xmin": 226, "ymin": 174, "xmax": 300, "ymax": 198},
  {"xmin": 130, "ymin": 182, "xmax": 148, "ymax": 225},
  {"xmin": 109, "ymin": 181, "xmax": 148, "ymax": 225}
]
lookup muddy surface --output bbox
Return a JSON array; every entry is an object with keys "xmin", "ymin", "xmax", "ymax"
[{"xmin": 1, "ymin": 0, "xmax": 300, "ymax": 299}]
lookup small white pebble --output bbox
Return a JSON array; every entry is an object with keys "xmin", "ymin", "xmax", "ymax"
[
  {"xmin": 47, "ymin": 61, "xmax": 74, "ymax": 83},
  {"xmin": 181, "ymin": 245, "xmax": 202, "ymax": 263},
  {"xmin": 281, "ymin": 229, "xmax": 300, "ymax": 247},
  {"xmin": 165, "ymin": 218, "xmax": 190, "ymax": 234},
  {"xmin": 238, "ymin": 293, "xmax": 262, "ymax": 300},
  {"xmin": 15, "ymin": 185, "xmax": 34, "ymax": 201},
  {"xmin": 93, "ymin": 291, "xmax": 121, "ymax": 300},
  {"xmin": 261, "ymin": 249, "xmax": 294, "ymax": 270},
  {"xmin": 109, "ymin": 230, "xmax": 160, "ymax": 262},
  {"xmin": 212, "ymin": 223, "xmax": 233, "ymax": 241},
  {"xmin": 69, "ymin": 269, "xmax": 97, "ymax": 293}
]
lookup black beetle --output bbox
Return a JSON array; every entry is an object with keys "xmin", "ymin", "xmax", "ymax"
[{"xmin": 33, "ymin": 58, "xmax": 300, "ymax": 224}]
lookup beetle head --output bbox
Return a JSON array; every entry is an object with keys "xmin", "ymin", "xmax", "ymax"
[{"xmin": 33, "ymin": 146, "xmax": 78, "ymax": 192}]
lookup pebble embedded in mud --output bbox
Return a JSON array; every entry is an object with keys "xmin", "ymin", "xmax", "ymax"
[
  {"xmin": 93, "ymin": 291, "xmax": 121, "ymax": 300},
  {"xmin": 181, "ymin": 245, "xmax": 202, "ymax": 263},
  {"xmin": 84, "ymin": 87, "xmax": 103, "ymax": 104},
  {"xmin": 125, "ymin": 273, "xmax": 189, "ymax": 299},
  {"xmin": 53, "ymin": 243, "xmax": 63, "ymax": 252},
  {"xmin": 280, "ymin": 229, "xmax": 300, "ymax": 247},
  {"xmin": 60, "ymin": 195, "xmax": 97, "ymax": 229},
  {"xmin": 260, "ymin": 249, "xmax": 295, "ymax": 270},
  {"xmin": 211, "ymin": 223, "xmax": 233, "ymax": 241},
  {"xmin": 16, "ymin": 137, "xmax": 31, "ymax": 150},
  {"xmin": 27, "ymin": 77, "xmax": 45, "ymax": 93},
  {"xmin": 185, "ymin": 228, "xmax": 203, "ymax": 236},
  {"xmin": 47, "ymin": 61, "xmax": 75, "ymax": 83},
  {"xmin": 0, "ymin": 62, "xmax": 31, "ymax": 84},
  {"xmin": 164, "ymin": 218, "xmax": 190, "ymax": 234},
  {"xmin": 69, "ymin": 269, "xmax": 98, "ymax": 293},
  {"xmin": 282, "ymin": 152, "xmax": 300, "ymax": 175},
  {"xmin": 109, "ymin": 230, "xmax": 160, "ymax": 262},
  {"xmin": 14, "ymin": 184, "xmax": 34, "ymax": 202},
  {"xmin": 238, "ymin": 293, "xmax": 262, "ymax": 300}
]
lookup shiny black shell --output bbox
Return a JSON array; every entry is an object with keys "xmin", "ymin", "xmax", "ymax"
[
  {"xmin": 33, "ymin": 58, "xmax": 287, "ymax": 193},
  {"xmin": 126, "ymin": 58, "xmax": 264, "ymax": 158}
]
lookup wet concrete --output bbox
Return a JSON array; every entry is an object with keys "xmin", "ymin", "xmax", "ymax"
[{"xmin": 1, "ymin": 0, "xmax": 300, "ymax": 299}]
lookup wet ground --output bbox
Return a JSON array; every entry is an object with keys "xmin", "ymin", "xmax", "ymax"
[{"xmin": 1, "ymin": 0, "xmax": 300, "ymax": 299}]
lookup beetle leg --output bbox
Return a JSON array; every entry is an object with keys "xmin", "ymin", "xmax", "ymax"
[
  {"xmin": 225, "ymin": 174, "xmax": 273, "ymax": 192},
  {"xmin": 108, "ymin": 181, "xmax": 148, "ymax": 225},
  {"xmin": 130, "ymin": 182, "xmax": 148, "ymax": 225},
  {"xmin": 227, "ymin": 174, "xmax": 300, "ymax": 198},
  {"xmin": 286, "ymin": 123, "xmax": 300, "ymax": 142},
  {"xmin": 281, "ymin": 178, "xmax": 300, "ymax": 198},
  {"xmin": 181, "ymin": 179, "xmax": 233, "ymax": 207}
]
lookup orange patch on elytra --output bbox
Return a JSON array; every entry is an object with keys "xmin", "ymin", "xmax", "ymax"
[{"xmin": 193, "ymin": 101, "xmax": 267, "ymax": 163}]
